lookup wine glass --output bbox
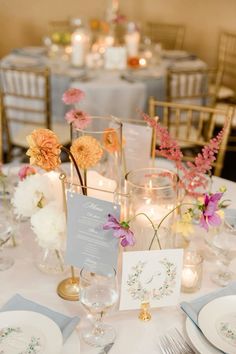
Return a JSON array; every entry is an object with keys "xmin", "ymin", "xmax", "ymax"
[
  {"xmin": 0, "ymin": 213, "xmax": 14, "ymax": 271},
  {"xmin": 79, "ymin": 265, "xmax": 119, "ymax": 347},
  {"xmin": 207, "ymin": 209, "xmax": 236, "ymax": 287}
]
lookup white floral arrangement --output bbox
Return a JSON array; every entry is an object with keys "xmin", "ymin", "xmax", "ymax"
[{"xmin": 12, "ymin": 169, "xmax": 66, "ymax": 251}]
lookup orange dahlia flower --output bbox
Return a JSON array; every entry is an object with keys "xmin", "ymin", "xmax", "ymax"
[
  {"xmin": 103, "ymin": 128, "xmax": 120, "ymax": 153},
  {"xmin": 70, "ymin": 135, "xmax": 103, "ymax": 169},
  {"xmin": 26, "ymin": 129, "xmax": 61, "ymax": 171}
]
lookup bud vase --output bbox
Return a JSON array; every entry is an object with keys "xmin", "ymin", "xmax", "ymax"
[{"xmin": 36, "ymin": 247, "xmax": 65, "ymax": 275}]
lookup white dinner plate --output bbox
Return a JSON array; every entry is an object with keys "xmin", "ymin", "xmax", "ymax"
[
  {"xmin": 14, "ymin": 46, "xmax": 47, "ymax": 57},
  {"xmin": 186, "ymin": 317, "xmax": 222, "ymax": 354},
  {"xmin": 198, "ymin": 295, "xmax": 236, "ymax": 354},
  {"xmin": 3, "ymin": 54, "xmax": 43, "ymax": 68},
  {"xmin": 162, "ymin": 50, "xmax": 190, "ymax": 59},
  {"xmin": 0, "ymin": 310, "xmax": 63, "ymax": 354}
]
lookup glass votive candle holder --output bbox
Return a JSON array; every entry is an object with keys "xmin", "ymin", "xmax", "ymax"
[{"xmin": 181, "ymin": 250, "xmax": 203, "ymax": 293}]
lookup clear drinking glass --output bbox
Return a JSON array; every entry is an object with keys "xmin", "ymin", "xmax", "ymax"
[
  {"xmin": 208, "ymin": 210, "xmax": 236, "ymax": 287},
  {"xmin": 79, "ymin": 265, "xmax": 119, "ymax": 347},
  {"xmin": 0, "ymin": 213, "xmax": 14, "ymax": 271}
]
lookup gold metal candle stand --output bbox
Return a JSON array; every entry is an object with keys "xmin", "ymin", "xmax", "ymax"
[
  {"xmin": 57, "ymin": 266, "xmax": 80, "ymax": 301},
  {"xmin": 57, "ymin": 172, "xmax": 80, "ymax": 301},
  {"xmin": 56, "ymin": 172, "xmax": 128, "ymax": 300},
  {"xmin": 138, "ymin": 302, "xmax": 151, "ymax": 321}
]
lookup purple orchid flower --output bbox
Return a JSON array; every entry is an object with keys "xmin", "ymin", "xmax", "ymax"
[
  {"xmin": 103, "ymin": 214, "xmax": 135, "ymax": 247},
  {"xmin": 199, "ymin": 192, "xmax": 223, "ymax": 231}
]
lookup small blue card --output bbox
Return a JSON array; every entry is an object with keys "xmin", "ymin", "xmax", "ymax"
[{"xmin": 65, "ymin": 191, "xmax": 121, "ymax": 275}]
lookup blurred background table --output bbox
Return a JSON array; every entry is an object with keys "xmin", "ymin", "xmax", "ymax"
[{"xmin": 0, "ymin": 49, "xmax": 205, "ymax": 120}]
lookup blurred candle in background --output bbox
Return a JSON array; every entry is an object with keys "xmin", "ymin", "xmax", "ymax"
[
  {"xmin": 71, "ymin": 18, "xmax": 90, "ymax": 67},
  {"xmin": 125, "ymin": 22, "xmax": 140, "ymax": 58}
]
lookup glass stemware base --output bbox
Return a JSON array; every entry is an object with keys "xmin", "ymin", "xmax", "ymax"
[
  {"xmin": 211, "ymin": 262, "xmax": 235, "ymax": 287},
  {"xmin": 82, "ymin": 323, "xmax": 115, "ymax": 347}
]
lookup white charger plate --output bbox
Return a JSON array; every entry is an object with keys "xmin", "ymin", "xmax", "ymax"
[
  {"xmin": 0, "ymin": 310, "xmax": 63, "ymax": 354},
  {"xmin": 186, "ymin": 317, "xmax": 222, "ymax": 354},
  {"xmin": 198, "ymin": 295, "xmax": 236, "ymax": 354}
]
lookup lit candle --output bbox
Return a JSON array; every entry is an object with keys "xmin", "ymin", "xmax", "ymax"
[
  {"xmin": 71, "ymin": 31, "xmax": 89, "ymax": 67},
  {"xmin": 86, "ymin": 170, "xmax": 117, "ymax": 202},
  {"xmin": 181, "ymin": 250, "xmax": 203, "ymax": 293},
  {"xmin": 124, "ymin": 31, "xmax": 140, "ymax": 57},
  {"xmin": 104, "ymin": 35, "xmax": 115, "ymax": 47},
  {"xmin": 181, "ymin": 268, "xmax": 198, "ymax": 288},
  {"xmin": 139, "ymin": 58, "xmax": 147, "ymax": 67},
  {"xmin": 129, "ymin": 200, "xmax": 174, "ymax": 251}
]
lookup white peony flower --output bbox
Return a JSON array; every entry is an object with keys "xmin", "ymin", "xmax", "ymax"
[
  {"xmin": 12, "ymin": 173, "xmax": 55, "ymax": 218},
  {"xmin": 31, "ymin": 202, "xmax": 66, "ymax": 250}
]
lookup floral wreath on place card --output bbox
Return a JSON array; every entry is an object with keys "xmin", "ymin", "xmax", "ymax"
[{"xmin": 126, "ymin": 258, "xmax": 177, "ymax": 302}]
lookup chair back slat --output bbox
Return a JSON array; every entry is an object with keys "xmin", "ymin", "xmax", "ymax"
[
  {"xmin": 0, "ymin": 66, "xmax": 51, "ymax": 157},
  {"xmin": 218, "ymin": 31, "xmax": 236, "ymax": 92},
  {"xmin": 148, "ymin": 98, "xmax": 234, "ymax": 176},
  {"xmin": 166, "ymin": 67, "xmax": 220, "ymax": 106},
  {"xmin": 145, "ymin": 22, "xmax": 185, "ymax": 50}
]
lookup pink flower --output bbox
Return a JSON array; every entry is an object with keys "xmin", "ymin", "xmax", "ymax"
[
  {"xmin": 142, "ymin": 112, "xmax": 183, "ymax": 164},
  {"xmin": 103, "ymin": 214, "xmax": 135, "ymax": 247},
  {"xmin": 65, "ymin": 109, "xmax": 91, "ymax": 129},
  {"xmin": 142, "ymin": 111, "xmax": 227, "ymax": 196},
  {"xmin": 62, "ymin": 88, "xmax": 85, "ymax": 105},
  {"xmin": 199, "ymin": 192, "xmax": 223, "ymax": 231},
  {"xmin": 18, "ymin": 165, "xmax": 36, "ymax": 181}
]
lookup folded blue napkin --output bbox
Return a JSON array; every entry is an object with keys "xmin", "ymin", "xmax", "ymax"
[
  {"xmin": 1, "ymin": 294, "xmax": 80, "ymax": 342},
  {"xmin": 180, "ymin": 281, "xmax": 236, "ymax": 325}
]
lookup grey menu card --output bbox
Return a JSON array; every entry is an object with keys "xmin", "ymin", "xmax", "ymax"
[
  {"xmin": 123, "ymin": 122, "xmax": 153, "ymax": 171},
  {"xmin": 65, "ymin": 191, "xmax": 120, "ymax": 274}
]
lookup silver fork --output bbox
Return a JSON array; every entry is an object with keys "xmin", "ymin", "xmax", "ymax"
[{"xmin": 159, "ymin": 328, "xmax": 195, "ymax": 354}]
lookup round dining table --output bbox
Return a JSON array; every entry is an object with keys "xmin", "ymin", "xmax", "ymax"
[
  {"xmin": 1, "ymin": 173, "xmax": 236, "ymax": 354},
  {"xmin": 0, "ymin": 49, "xmax": 206, "ymax": 122}
]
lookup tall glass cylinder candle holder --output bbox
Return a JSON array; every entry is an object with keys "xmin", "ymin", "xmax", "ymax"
[
  {"xmin": 72, "ymin": 116, "xmax": 123, "ymax": 202},
  {"xmin": 181, "ymin": 250, "xmax": 203, "ymax": 293},
  {"xmin": 71, "ymin": 18, "xmax": 90, "ymax": 67},
  {"xmin": 125, "ymin": 22, "xmax": 140, "ymax": 58},
  {"xmin": 125, "ymin": 168, "xmax": 178, "ymax": 250}
]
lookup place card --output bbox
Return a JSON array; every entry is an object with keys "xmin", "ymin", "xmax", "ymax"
[
  {"xmin": 65, "ymin": 191, "xmax": 120, "ymax": 275},
  {"xmin": 119, "ymin": 249, "xmax": 183, "ymax": 310}
]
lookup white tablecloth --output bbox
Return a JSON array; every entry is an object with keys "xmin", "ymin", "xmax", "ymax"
[
  {"xmin": 1, "ymin": 175, "xmax": 236, "ymax": 353},
  {"xmin": 0, "ymin": 52, "xmax": 206, "ymax": 122}
]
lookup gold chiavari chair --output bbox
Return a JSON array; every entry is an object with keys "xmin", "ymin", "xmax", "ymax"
[
  {"xmin": 212, "ymin": 30, "xmax": 236, "ymax": 102},
  {"xmin": 166, "ymin": 67, "xmax": 222, "ymax": 106},
  {"xmin": 149, "ymin": 98, "xmax": 233, "ymax": 176},
  {"xmin": 0, "ymin": 92, "xmax": 3, "ymax": 163},
  {"xmin": 214, "ymin": 103, "xmax": 236, "ymax": 152},
  {"xmin": 145, "ymin": 22, "xmax": 185, "ymax": 50},
  {"xmin": 0, "ymin": 66, "xmax": 70, "ymax": 160}
]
